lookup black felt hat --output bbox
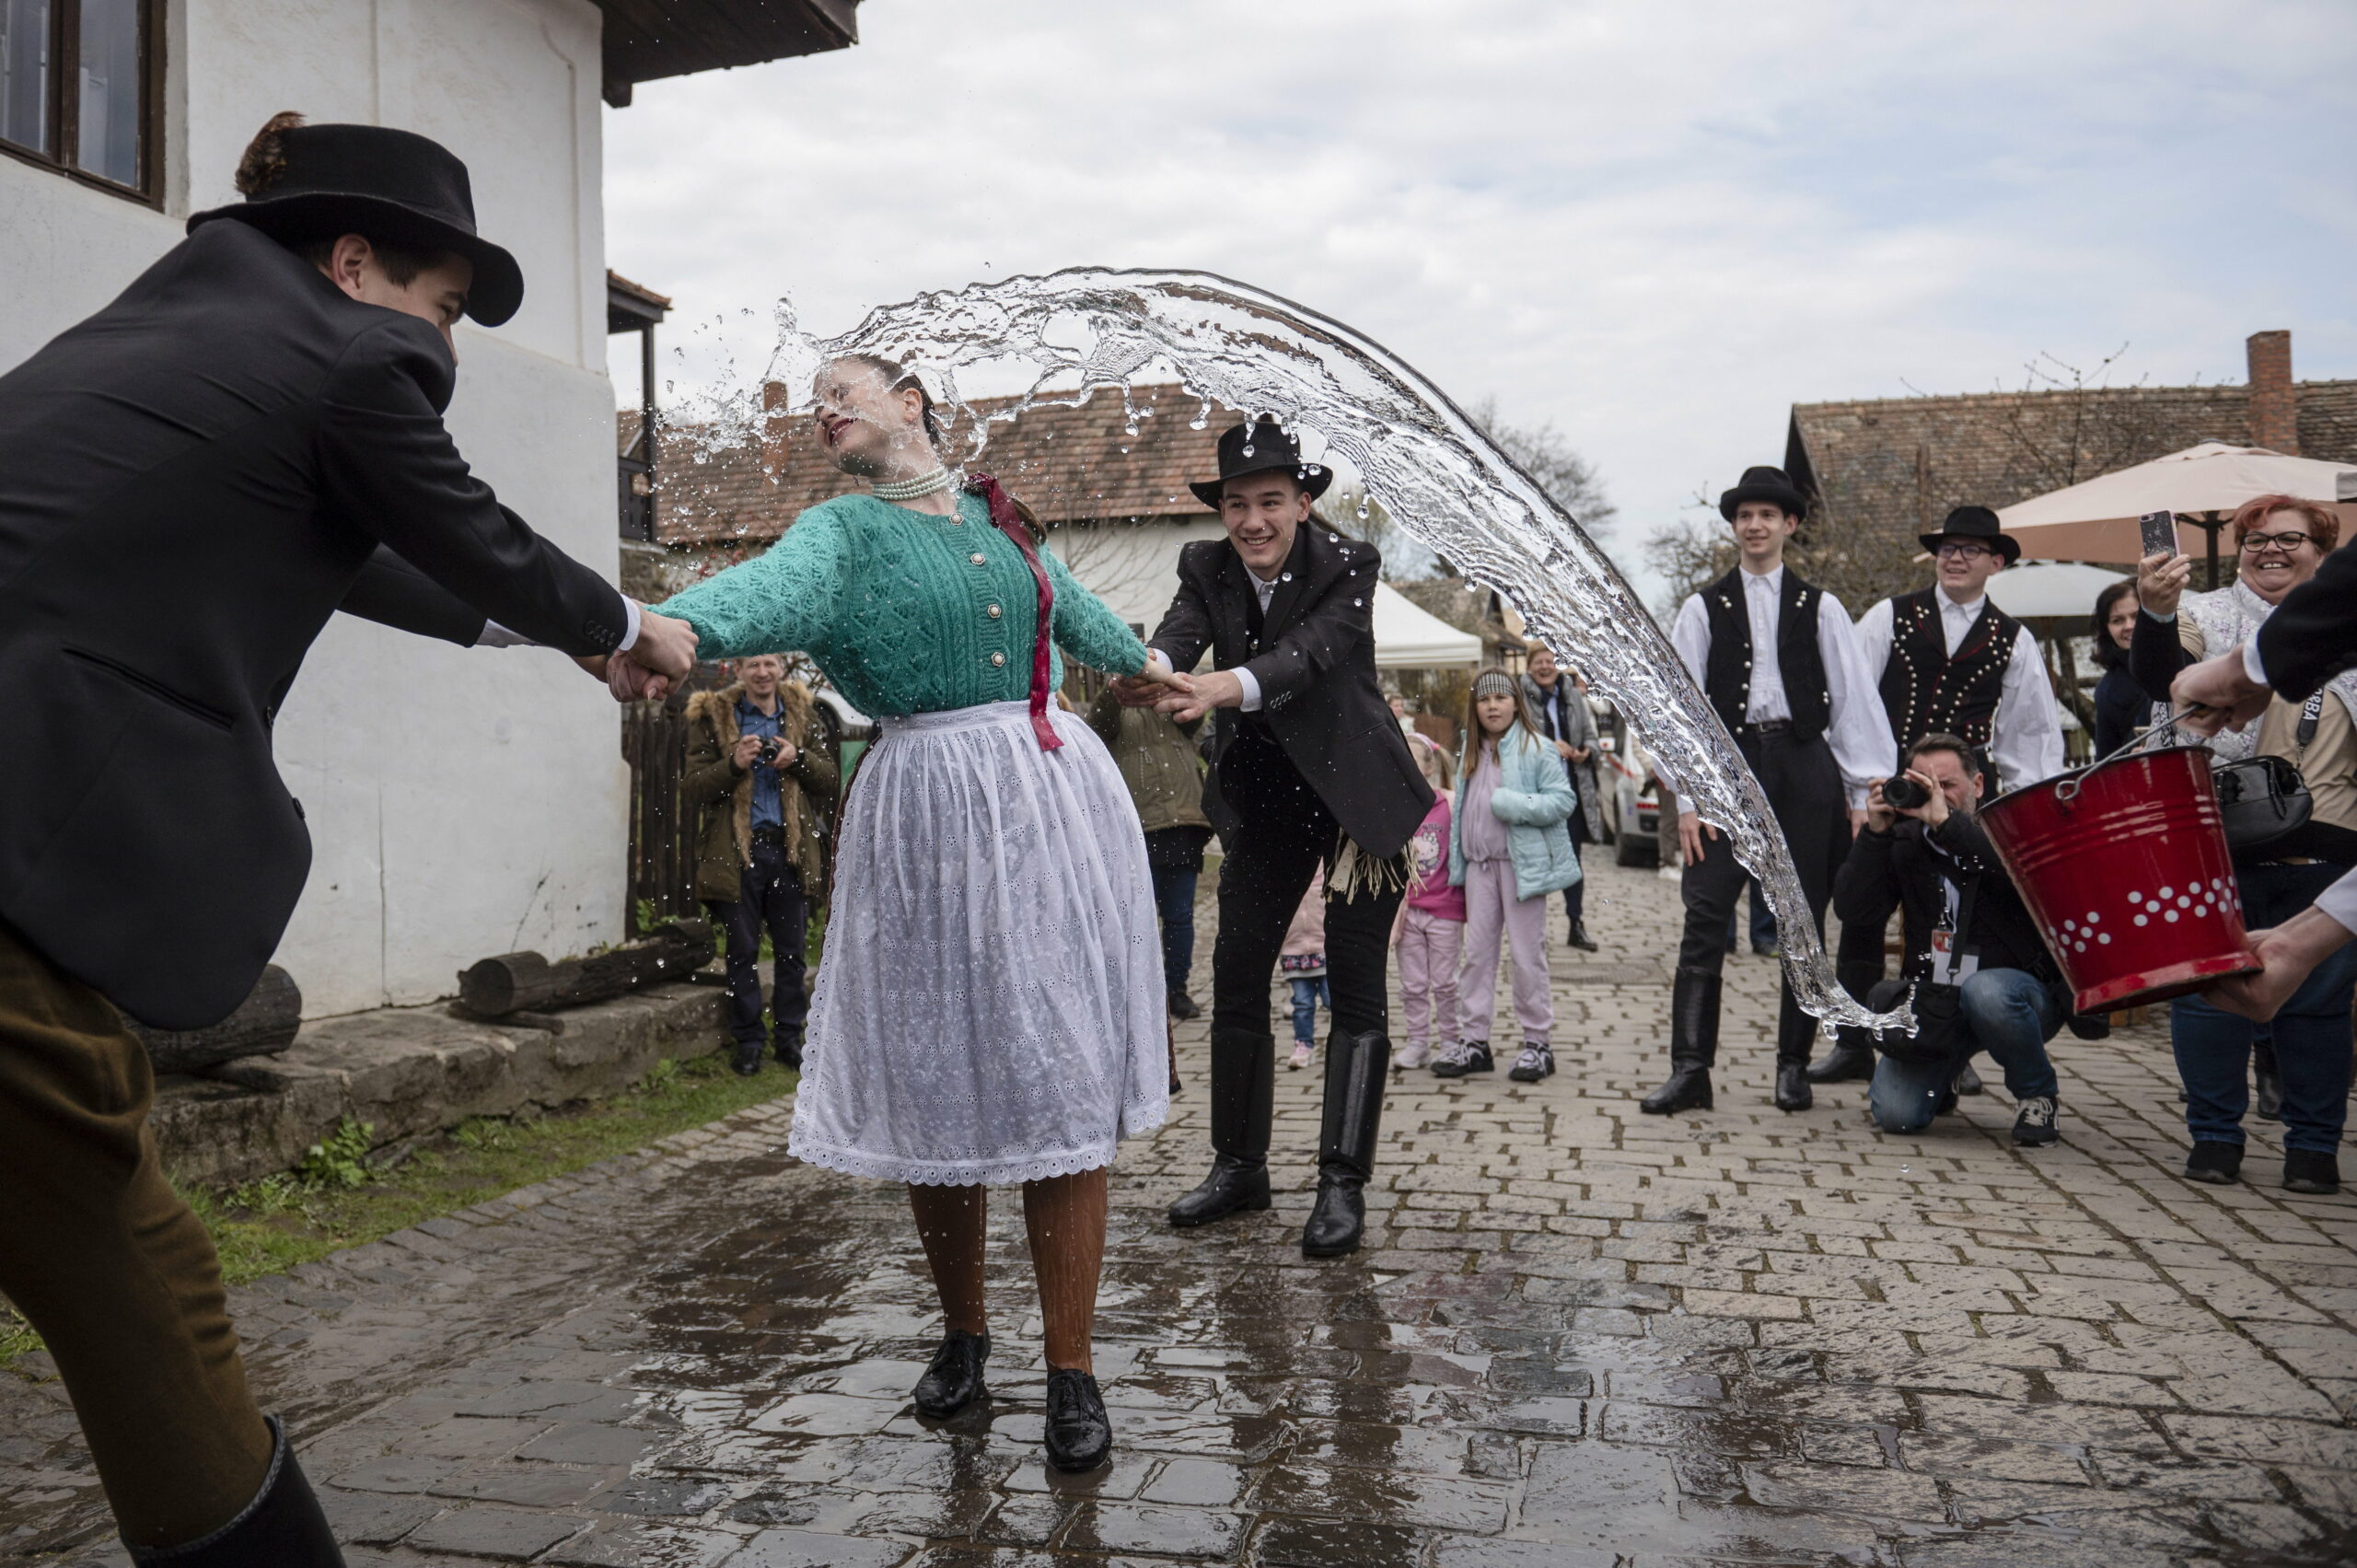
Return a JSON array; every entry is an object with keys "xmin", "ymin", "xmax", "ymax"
[
  {"xmin": 1190, "ymin": 420, "xmax": 1334, "ymax": 508},
  {"xmin": 188, "ymin": 117, "xmax": 524, "ymax": 327},
  {"xmin": 1717, "ymin": 465, "xmax": 1809, "ymax": 521},
  {"xmin": 1920, "ymin": 504, "xmax": 2020, "ymax": 564}
]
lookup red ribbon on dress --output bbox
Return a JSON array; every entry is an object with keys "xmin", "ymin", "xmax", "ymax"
[{"xmin": 965, "ymin": 472, "xmax": 1062, "ymax": 751}]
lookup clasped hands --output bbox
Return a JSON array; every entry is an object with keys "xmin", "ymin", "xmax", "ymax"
[
  {"xmin": 1109, "ymin": 656, "xmax": 1225, "ymax": 723},
  {"xmin": 574, "ymin": 608, "xmax": 701, "ymax": 703}
]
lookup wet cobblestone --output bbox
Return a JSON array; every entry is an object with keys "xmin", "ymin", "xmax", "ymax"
[{"xmin": 5, "ymin": 859, "xmax": 2354, "ymax": 1565}]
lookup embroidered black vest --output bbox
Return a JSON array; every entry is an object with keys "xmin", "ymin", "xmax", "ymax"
[
  {"xmin": 1875, "ymin": 587, "xmax": 2020, "ymax": 760},
  {"xmin": 1701, "ymin": 566, "xmax": 1831, "ymax": 742}
]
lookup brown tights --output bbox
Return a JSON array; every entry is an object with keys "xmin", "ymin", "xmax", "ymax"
[{"xmin": 906, "ymin": 1168, "xmax": 1107, "ymax": 1374}]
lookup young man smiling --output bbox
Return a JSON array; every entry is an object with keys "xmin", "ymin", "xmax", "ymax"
[
  {"xmin": 1117, "ymin": 421, "xmax": 1431, "ymax": 1258},
  {"xmin": 1644, "ymin": 466, "xmax": 1893, "ymax": 1117}
]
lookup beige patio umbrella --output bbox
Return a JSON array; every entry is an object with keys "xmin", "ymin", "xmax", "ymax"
[{"xmin": 1996, "ymin": 440, "xmax": 2357, "ymax": 586}]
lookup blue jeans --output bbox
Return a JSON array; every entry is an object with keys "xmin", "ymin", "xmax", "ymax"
[
  {"xmin": 1869, "ymin": 968, "xmax": 2061, "ymax": 1132},
  {"xmin": 1152, "ymin": 868, "xmax": 1199, "ymax": 994},
  {"xmin": 1289, "ymin": 976, "xmax": 1329, "ymax": 1045},
  {"xmin": 2171, "ymin": 862, "xmax": 2357, "ymax": 1155}
]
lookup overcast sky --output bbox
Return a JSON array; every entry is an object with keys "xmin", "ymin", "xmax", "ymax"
[{"xmin": 603, "ymin": 0, "xmax": 2357, "ymax": 602}]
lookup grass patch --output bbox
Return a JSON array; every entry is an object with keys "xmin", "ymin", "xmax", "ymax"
[{"xmin": 1, "ymin": 1049, "xmax": 791, "ymax": 1369}]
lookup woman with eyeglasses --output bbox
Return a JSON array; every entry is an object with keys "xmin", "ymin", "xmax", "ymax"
[{"xmin": 2131, "ymin": 494, "xmax": 2357, "ymax": 1196}]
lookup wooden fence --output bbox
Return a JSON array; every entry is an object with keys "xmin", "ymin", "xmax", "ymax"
[{"xmin": 621, "ymin": 699, "xmax": 699, "ymax": 932}]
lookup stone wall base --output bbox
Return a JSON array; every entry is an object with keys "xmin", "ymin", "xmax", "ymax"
[{"xmin": 152, "ymin": 983, "xmax": 727, "ymax": 1189}]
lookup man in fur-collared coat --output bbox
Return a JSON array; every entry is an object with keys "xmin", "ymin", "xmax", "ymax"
[{"xmin": 684, "ymin": 655, "xmax": 837, "ymax": 1074}]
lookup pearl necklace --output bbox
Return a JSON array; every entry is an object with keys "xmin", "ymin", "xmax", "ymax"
[{"xmin": 871, "ymin": 465, "xmax": 954, "ymax": 503}]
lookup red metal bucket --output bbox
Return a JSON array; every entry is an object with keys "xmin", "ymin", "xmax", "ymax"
[{"xmin": 1978, "ymin": 745, "xmax": 2259, "ymax": 1014}]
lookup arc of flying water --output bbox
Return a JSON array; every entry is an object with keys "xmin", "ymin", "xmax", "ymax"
[{"xmin": 749, "ymin": 267, "xmax": 1902, "ymax": 1035}]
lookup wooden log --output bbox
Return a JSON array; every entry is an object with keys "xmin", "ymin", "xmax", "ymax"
[
  {"xmin": 124, "ymin": 965, "xmax": 302, "ymax": 1074},
  {"xmin": 457, "ymin": 922, "xmax": 713, "ymax": 1017}
]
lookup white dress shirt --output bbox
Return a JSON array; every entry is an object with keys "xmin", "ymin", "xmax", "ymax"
[
  {"xmin": 1852, "ymin": 587, "xmax": 2066, "ymax": 792},
  {"xmin": 1666, "ymin": 563, "xmax": 1894, "ymax": 809}
]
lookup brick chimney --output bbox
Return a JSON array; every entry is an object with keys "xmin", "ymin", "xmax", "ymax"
[{"xmin": 2247, "ymin": 330, "xmax": 2298, "ymax": 454}]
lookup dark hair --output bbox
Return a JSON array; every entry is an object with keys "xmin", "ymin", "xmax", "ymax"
[
  {"xmin": 235, "ymin": 111, "xmax": 442, "ymax": 285},
  {"xmin": 2089, "ymin": 578, "xmax": 2139, "ymax": 670},
  {"xmin": 838, "ymin": 353, "xmax": 944, "ymax": 449},
  {"xmin": 1905, "ymin": 731, "xmax": 1987, "ymax": 783}
]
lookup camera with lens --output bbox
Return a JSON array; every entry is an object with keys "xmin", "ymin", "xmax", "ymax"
[
  {"xmin": 755, "ymin": 736, "xmax": 785, "ymax": 767},
  {"xmin": 1882, "ymin": 773, "xmax": 1932, "ymax": 812}
]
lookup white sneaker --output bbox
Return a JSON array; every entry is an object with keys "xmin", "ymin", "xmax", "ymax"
[
  {"xmin": 1508, "ymin": 1041, "xmax": 1556, "ymax": 1083},
  {"xmin": 1395, "ymin": 1040, "xmax": 1432, "ymax": 1071},
  {"xmin": 1287, "ymin": 1040, "xmax": 1315, "ymax": 1071}
]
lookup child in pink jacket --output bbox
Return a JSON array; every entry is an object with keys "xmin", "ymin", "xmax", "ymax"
[{"xmin": 1393, "ymin": 739, "xmax": 1465, "ymax": 1071}]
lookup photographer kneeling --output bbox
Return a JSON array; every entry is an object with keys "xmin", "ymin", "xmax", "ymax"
[{"xmin": 1838, "ymin": 735, "xmax": 2065, "ymax": 1146}]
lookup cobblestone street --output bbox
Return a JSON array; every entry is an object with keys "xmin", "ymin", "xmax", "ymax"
[{"xmin": 6, "ymin": 858, "xmax": 2355, "ymax": 1566}]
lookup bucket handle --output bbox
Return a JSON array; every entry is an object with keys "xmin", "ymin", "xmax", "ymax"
[{"xmin": 2054, "ymin": 704, "xmax": 2211, "ymax": 804}]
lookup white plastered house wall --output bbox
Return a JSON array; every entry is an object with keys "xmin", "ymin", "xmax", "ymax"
[{"xmin": 0, "ymin": 0, "xmax": 626, "ymax": 1018}]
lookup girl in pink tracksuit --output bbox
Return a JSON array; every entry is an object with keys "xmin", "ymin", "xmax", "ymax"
[
  {"xmin": 1393, "ymin": 739, "xmax": 1465, "ymax": 1071},
  {"xmin": 1434, "ymin": 670, "xmax": 1580, "ymax": 1084}
]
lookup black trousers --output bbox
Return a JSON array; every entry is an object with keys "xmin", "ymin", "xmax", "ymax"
[
  {"xmin": 1212, "ymin": 731, "xmax": 1403, "ymax": 1040},
  {"xmin": 706, "ymin": 836, "xmax": 809, "ymax": 1047},
  {"xmin": 1562, "ymin": 806, "xmax": 1588, "ymax": 925},
  {"xmin": 1678, "ymin": 726, "xmax": 1847, "ymax": 1062}
]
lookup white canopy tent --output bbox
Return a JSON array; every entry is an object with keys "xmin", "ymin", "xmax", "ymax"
[
  {"xmin": 1984, "ymin": 561, "xmax": 2128, "ymax": 622},
  {"xmin": 1996, "ymin": 442, "xmax": 2357, "ymax": 565},
  {"xmin": 1373, "ymin": 581, "xmax": 1481, "ymax": 668}
]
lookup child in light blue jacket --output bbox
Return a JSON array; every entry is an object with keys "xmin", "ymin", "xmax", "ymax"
[{"xmin": 1434, "ymin": 670, "xmax": 1580, "ymax": 1083}]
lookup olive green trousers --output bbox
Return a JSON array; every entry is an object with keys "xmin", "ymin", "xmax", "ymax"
[{"xmin": 0, "ymin": 920, "xmax": 273, "ymax": 1549}]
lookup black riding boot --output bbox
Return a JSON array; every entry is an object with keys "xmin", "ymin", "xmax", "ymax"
[
  {"xmin": 1640, "ymin": 968, "xmax": 1719, "ymax": 1115},
  {"xmin": 129, "ymin": 1416, "xmax": 343, "ymax": 1566},
  {"xmin": 1168, "ymin": 1029, "xmax": 1273, "ymax": 1227},
  {"xmin": 1773, "ymin": 984, "xmax": 1815, "ymax": 1111},
  {"xmin": 1303, "ymin": 1028, "xmax": 1389, "ymax": 1258}
]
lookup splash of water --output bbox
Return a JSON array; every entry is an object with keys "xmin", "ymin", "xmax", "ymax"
[{"xmin": 676, "ymin": 269, "xmax": 1899, "ymax": 1034}]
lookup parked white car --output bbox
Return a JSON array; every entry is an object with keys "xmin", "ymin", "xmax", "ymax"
[{"xmin": 1599, "ymin": 709, "xmax": 1662, "ymax": 867}]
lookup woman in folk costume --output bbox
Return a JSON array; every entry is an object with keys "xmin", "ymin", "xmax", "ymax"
[{"xmin": 655, "ymin": 354, "xmax": 1167, "ymax": 1470}]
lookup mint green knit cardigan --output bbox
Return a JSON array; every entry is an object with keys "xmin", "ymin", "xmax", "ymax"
[{"xmin": 656, "ymin": 491, "xmax": 1149, "ymax": 718}]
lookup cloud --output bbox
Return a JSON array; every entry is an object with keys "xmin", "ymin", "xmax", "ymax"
[{"xmin": 604, "ymin": 0, "xmax": 2357, "ymax": 598}]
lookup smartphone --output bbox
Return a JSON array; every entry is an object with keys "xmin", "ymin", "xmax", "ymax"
[{"xmin": 2140, "ymin": 509, "xmax": 2177, "ymax": 561}]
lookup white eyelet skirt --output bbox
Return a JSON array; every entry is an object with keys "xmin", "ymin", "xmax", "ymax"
[{"xmin": 786, "ymin": 700, "xmax": 1169, "ymax": 1186}]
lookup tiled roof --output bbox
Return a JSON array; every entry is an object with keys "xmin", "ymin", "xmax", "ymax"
[
  {"xmin": 1787, "ymin": 379, "xmax": 2357, "ymax": 541},
  {"xmin": 637, "ymin": 383, "xmax": 1253, "ymax": 548}
]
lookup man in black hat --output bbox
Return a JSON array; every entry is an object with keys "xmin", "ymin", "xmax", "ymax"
[
  {"xmin": 1643, "ymin": 467, "xmax": 1894, "ymax": 1116},
  {"xmin": 1805, "ymin": 505, "xmax": 2065, "ymax": 1086},
  {"xmin": 0, "ymin": 113, "xmax": 693, "ymax": 1564},
  {"xmin": 1113, "ymin": 421, "xmax": 1432, "ymax": 1258}
]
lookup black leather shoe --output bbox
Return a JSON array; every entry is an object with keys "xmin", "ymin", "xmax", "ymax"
[
  {"xmin": 911, "ymin": 1329, "xmax": 990, "ymax": 1419},
  {"xmin": 2185, "ymin": 1140, "xmax": 2243, "ymax": 1185},
  {"xmin": 1167, "ymin": 991, "xmax": 1201, "ymax": 1021},
  {"xmin": 2284, "ymin": 1149, "xmax": 2340, "ymax": 1195},
  {"xmin": 1641, "ymin": 966, "xmax": 1720, "ymax": 1115},
  {"xmin": 1302, "ymin": 1171, "xmax": 1366, "ymax": 1258},
  {"xmin": 1952, "ymin": 1061, "xmax": 1984, "ymax": 1097},
  {"xmin": 729, "ymin": 1040, "xmax": 764, "ymax": 1077},
  {"xmin": 1566, "ymin": 920, "xmax": 1598, "ymax": 952},
  {"xmin": 129, "ymin": 1416, "xmax": 343, "ymax": 1566},
  {"xmin": 1043, "ymin": 1368, "xmax": 1112, "ymax": 1472},
  {"xmin": 1167, "ymin": 1155, "xmax": 1270, "ymax": 1227},
  {"xmin": 1805, "ymin": 1039, "xmax": 1876, "ymax": 1084},
  {"xmin": 772, "ymin": 1029, "xmax": 804, "ymax": 1071},
  {"xmin": 1773, "ymin": 1062, "xmax": 1812, "ymax": 1111}
]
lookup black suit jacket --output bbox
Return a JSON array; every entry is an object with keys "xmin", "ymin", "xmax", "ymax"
[
  {"xmin": 2259, "ymin": 538, "xmax": 2357, "ymax": 702},
  {"xmin": 1147, "ymin": 526, "xmax": 1432, "ymax": 859},
  {"xmin": 0, "ymin": 218, "xmax": 628, "ymax": 1028}
]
